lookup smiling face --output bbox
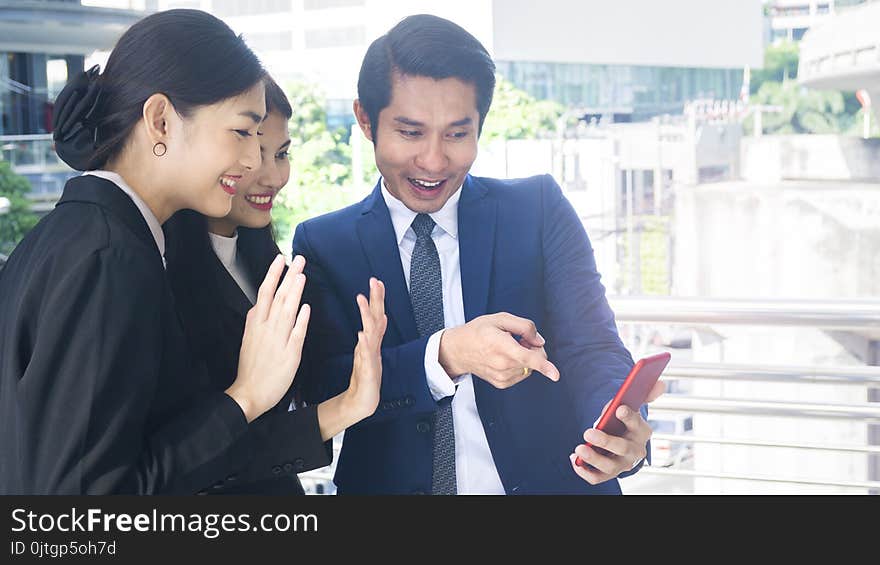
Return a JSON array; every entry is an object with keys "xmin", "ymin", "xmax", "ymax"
[
  {"xmin": 354, "ymin": 73, "xmax": 479, "ymax": 214},
  {"xmin": 167, "ymin": 82, "xmax": 266, "ymax": 219},
  {"xmin": 207, "ymin": 110, "xmax": 291, "ymax": 237}
]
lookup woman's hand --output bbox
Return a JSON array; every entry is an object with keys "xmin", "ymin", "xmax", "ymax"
[
  {"xmin": 345, "ymin": 277, "xmax": 387, "ymax": 421},
  {"xmin": 317, "ymin": 277, "xmax": 387, "ymax": 441},
  {"xmin": 226, "ymin": 254, "xmax": 311, "ymax": 422}
]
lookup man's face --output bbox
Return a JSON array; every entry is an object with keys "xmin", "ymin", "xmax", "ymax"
[{"xmin": 355, "ymin": 73, "xmax": 480, "ymax": 214}]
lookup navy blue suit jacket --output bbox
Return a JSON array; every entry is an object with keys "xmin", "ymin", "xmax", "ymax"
[{"xmin": 292, "ymin": 174, "xmax": 642, "ymax": 494}]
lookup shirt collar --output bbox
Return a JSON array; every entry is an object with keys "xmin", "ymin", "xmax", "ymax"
[
  {"xmin": 380, "ymin": 178, "xmax": 461, "ymax": 245},
  {"xmin": 82, "ymin": 170, "xmax": 166, "ymax": 262},
  {"xmin": 208, "ymin": 231, "xmax": 239, "ymax": 269}
]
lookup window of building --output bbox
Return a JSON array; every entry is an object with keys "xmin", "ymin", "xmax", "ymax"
[
  {"xmin": 243, "ymin": 31, "xmax": 293, "ymax": 52},
  {"xmin": 303, "ymin": 0, "xmax": 364, "ymax": 10},
  {"xmin": 214, "ymin": 0, "xmax": 291, "ymax": 16},
  {"xmin": 304, "ymin": 26, "xmax": 365, "ymax": 49}
]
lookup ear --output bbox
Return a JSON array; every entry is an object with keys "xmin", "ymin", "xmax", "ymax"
[
  {"xmin": 142, "ymin": 93, "xmax": 175, "ymax": 145},
  {"xmin": 352, "ymin": 99, "xmax": 374, "ymax": 142}
]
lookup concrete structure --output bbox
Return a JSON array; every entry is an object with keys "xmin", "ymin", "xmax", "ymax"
[
  {"xmin": 764, "ymin": 0, "xmax": 868, "ymax": 43},
  {"xmin": 798, "ymin": 0, "xmax": 880, "ymax": 123}
]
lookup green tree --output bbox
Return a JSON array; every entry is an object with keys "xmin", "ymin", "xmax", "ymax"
[
  {"xmin": 750, "ymin": 41, "xmax": 800, "ymax": 94},
  {"xmin": 747, "ymin": 80, "xmax": 853, "ymax": 134},
  {"xmin": 747, "ymin": 40, "xmax": 868, "ymax": 135},
  {"xmin": 271, "ymin": 82, "xmax": 361, "ymax": 248},
  {"xmin": 480, "ymin": 76, "xmax": 566, "ymax": 144},
  {"xmin": 0, "ymin": 160, "xmax": 38, "ymax": 256}
]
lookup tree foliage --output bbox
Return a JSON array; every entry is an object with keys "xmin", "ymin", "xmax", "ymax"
[
  {"xmin": 746, "ymin": 40, "xmax": 873, "ymax": 136},
  {"xmin": 271, "ymin": 82, "xmax": 359, "ymax": 247},
  {"xmin": 480, "ymin": 76, "xmax": 565, "ymax": 143},
  {"xmin": 0, "ymin": 160, "xmax": 38, "ymax": 256}
]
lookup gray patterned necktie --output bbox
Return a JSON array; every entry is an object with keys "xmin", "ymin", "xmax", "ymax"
[{"xmin": 409, "ymin": 213, "xmax": 457, "ymax": 495}]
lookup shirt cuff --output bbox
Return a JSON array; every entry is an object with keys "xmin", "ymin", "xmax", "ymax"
[{"xmin": 425, "ymin": 329, "xmax": 456, "ymax": 401}]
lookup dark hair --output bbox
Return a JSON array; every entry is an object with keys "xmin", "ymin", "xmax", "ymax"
[
  {"xmin": 264, "ymin": 75, "xmax": 292, "ymax": 119},
  {"xmin": 53, "ymin": 9, "xmax": 265, "ymax": 171},
  {"xmin": 356, "ymin": 13, "xmax": 496, "ymax": 140}
]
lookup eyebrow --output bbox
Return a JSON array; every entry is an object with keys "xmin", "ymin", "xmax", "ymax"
[
  {"xmin": 240, "ymin": 111, "xmax": 264, "ymax": 124},
  {"xmin": 393, "ymin": 116, "xmax": 473, "ymax": 128}
]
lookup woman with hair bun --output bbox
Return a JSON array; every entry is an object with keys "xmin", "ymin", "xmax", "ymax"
[{"xmin": 0, "ymin": 9, "xmax": 385, "ymax": 495}]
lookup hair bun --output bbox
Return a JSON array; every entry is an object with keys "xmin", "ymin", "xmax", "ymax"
[{"xmin": 52, "ymin": 65, "xmax": 104, "ymax": 171}]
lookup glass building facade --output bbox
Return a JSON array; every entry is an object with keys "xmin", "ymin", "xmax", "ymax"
[{"xmin": 496, "ymin": 60, "xmax": 742, "ymax": 122}]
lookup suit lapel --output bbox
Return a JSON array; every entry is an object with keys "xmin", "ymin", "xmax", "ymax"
[
  {"xmin": 458, "ymin": 175, "xmax": 496, "ymax": 322},
  {"xmin": 209, "ymin": 249, "xmax": 253, "ymax": 320},
  {"xmin": 356, "ymin": 183, "xmax": 419, "ymax": 341}
]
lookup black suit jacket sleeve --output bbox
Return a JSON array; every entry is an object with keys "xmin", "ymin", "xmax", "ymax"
[
  {"xmin": 218, "ymin": 404, "xmax": 331, "ymax": 485},
  {"xmin": 20, "ymin": 249, "xmax": 248, "ymax": 494}
]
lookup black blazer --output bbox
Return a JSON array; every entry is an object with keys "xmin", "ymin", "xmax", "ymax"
[
  {"xmin": 164, "ymin": 215, "xmax": 331, "ymax": 495},
  {"xmin": 0, "ymin": 175, "xmax": 323, "ymax": 494}
]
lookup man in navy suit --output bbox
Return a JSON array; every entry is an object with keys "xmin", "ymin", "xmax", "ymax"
[{"xmin": 293, "ymin": 14, "xmax": 663, "ymax": 494}]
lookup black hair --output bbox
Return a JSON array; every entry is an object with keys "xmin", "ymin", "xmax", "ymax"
[
  {"xmin": 264, "ymin": 75, "xmax": 292, "ymax": 119},
  {"xmin": 53, "ymin": 9, "xmax": 265, "ymax": 171},
  {"xmin": 356, "ymin": 13, "xmax": 496, "ymax": 140}
]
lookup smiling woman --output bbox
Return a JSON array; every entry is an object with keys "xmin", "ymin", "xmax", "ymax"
[
  {"xmin": 163, "ymin": 76, "xmax": 388, "ymax": 494},
  {"xmin": 0, "ymin": 9, "xmax": 361, "ymax": 495}
]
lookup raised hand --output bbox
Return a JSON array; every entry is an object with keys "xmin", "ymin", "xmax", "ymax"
[
  {"xmin": 226, "ymin": 254, "xmax": 311, "ymax": 422},
  {"xmin": 346, "ymin": 277, "xmax": 387, "ymax": 420}
]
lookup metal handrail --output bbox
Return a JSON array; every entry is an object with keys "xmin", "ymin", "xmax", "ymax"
[
  {"xmin": 664, "ymin": 362, "xmax": 880, "ymax": 386},
  {"xmin": 608, "ymin": 296, "xmax": 880, "ymax": 330},
  {"xmin": 650, "ymin": 396, "xmax": 880, "ymax": 421},
  {"xmin": 638, "ymin": 467, "xmax": 880, "ymax": 491},
  {"xmin": 651, "ymin": 433, "xmax": 880, "ymax": 455}
]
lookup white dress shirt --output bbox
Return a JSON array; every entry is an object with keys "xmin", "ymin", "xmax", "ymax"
[
  {"xmin": 381, "ymin": 182, "xmax": 505, "ymax": 495},
  {"xmin": 208, "ymin": 231, "xmax": 258, "ymax": 304},
  {"xmin": 83, "ymin": 170, "xmax": 166, "ymax": 268}
]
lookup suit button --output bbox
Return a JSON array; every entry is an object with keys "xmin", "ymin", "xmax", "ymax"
[
  {"xmin": 283, "ymin": 462, "xmax": 294, "ymax": 473},
  {"xmin": 226, "ymin": 474, "xmax": 238, "ymax": 482},
  {"xmin": 486, "ymin": 419, "xmax": 495, "ymax": 428},
  {"xmin": 271, "ymin": 465, "xmax": 282, "ymax": 475},
  {"xmin": 404, "ymin": 396, "xmax": 414, "ymax": 407},
  {"xmin": 416, "ymin": 421, "xmax": 431, "ymax": 433},
  {"xmin": 511, "ymin": 485, "xmax": 520, "ymax": 493},
  {"xmin": 212, "ymin": 481, "xmax": 224, "ymax": 490},
  {"xmin": 294, "ymin": 458, "xmax": 306, "ymax": 472}
]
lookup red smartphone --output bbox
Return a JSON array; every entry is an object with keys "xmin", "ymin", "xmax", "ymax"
[{"xmin": 575, "ymin": 351, "xmax": 671, "ymax": 468}]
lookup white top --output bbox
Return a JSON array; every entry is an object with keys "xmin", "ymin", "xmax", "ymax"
[
  {"xmin": 82, "ymin": 170, "xmax": 166, "ymax": 268},
  {"xmin": 208, "ymin": 231, "xmax": 258, "ymax": 305},
  {"xmin": 381, "ymin": 182, "xmax": 505, "ymax": 495}
]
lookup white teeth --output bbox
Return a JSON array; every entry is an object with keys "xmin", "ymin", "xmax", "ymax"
[
  {"xmin": 411, "ymin": 178, "xmax": 442, "ymax": 188},
  {"xmin": 245, "ymin": 195, "xmax": 272, "ymax": 204},
  {"xmin": 220, "ymin": 177, "xmax": 237, "ymax": 188}
]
